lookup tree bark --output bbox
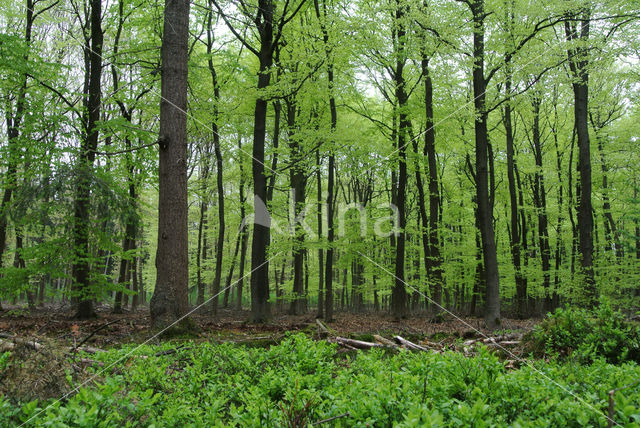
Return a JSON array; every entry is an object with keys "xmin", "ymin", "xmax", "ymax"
[
  {"xmin": 504, "ymin": 58, "xmax": 526, "ymax": 318},
  {"xmin": 565, "ymin": 10, "xmax": 597, "ymax": 305},
  {"xmin": 421, "ymin": 56, "xmax": 443, "ymax": 314},
  {"xmin": 314, "ymin": 0, "xmax": 336, "ymax": 322},
  {"xmin": 236, "ymin": 139, "xmax": 248, "ymax": 311},
  {"xmin": 249, "ymin": 0, "xmax": 275, "ymax": 323},
  {"xmin": 316, "ymin": 149, "xmax": 324, "ymax": 318},
  {"xmin": 72, "ymin": 0, "xmax": 104, "ymax": 319},
  {"xmin": 390, "ymin": 0, "xmax": 409, "ymax": 319},
  {"xmin": 470, "ymin": 0, "xmax": 500, "ymax": 327},
  {"xmin": 529, "ymin": 94, "xmax": 552, "ymax": 310},
  {"xmin": 150, "ymin": 0, "xmax": 191, "ymax": 330},
  {"xmin": 287, "ymin": 99, "xmax": 307, "ymax": 315}
]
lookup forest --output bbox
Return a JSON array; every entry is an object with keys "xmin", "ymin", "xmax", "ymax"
[{"xmin": 1, "ymin": 0, "xmax": 640, "ymax": 426}]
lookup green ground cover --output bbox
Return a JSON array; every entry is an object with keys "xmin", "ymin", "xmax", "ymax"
[{"xmin": 2, "ymin": 333, "xmax": 640, "ymax": 427}]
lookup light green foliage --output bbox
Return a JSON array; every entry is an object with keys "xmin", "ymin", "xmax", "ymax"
[{"xmin": 2, "ymin": 335, "xmax": 640, "ymax": 426}]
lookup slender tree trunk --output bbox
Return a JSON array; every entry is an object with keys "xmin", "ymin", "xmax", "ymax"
[
  {"xmin": 131, "ymin": 246, "xmax": 139, "ymax": 310},
  {"xmin": 205, "ymin": 7, "xmax": 225, "ymax": 316},
  {"xmin": 552, "ymin": 92, "xmax": 565, "ymax": 308},
  {"xmin": 0, "ymin": 0, "xmax": 34, "ymax": 287},
  {"xmin": 421, "ymin": 56, "xmax": 443, "ymax": 314},
  {"xmin": 504, "ymin": 56, "xmax": 527, "ymax": 318},
  {"xmin": 150, "ymin": 0, "xmax": 191, "ymax": 330},
  {"xmin": 316, "ymin": 150, "xmax": 324, "ymax": 318},
  {"xmin": 287, "ymin": 99, "xmax": 307, "ymax": 315},
  {"xmin": 196, "ymin": 190, "xmax": 208, "ymax": 306},
  {"xmin": 223, "ymin": 229, "xmax": 242, "ymax": 308},
  {"xmin": 530, "ymin": 95, "xmax": 552, "ymax": 310},
  {"xmin": 236, "ymin": 139, "xmax": 248, "ymax": 311},
  {"xmin": 314, "ymin": 0, "xmax": 336, "ymax": 322},
  {"xmin": 591, "ymin": 122, "xmax": 620, "ymax": 259}
]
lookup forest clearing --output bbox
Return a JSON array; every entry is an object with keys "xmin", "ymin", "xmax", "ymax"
[{"xmin": 2, "ymin": 0, "xmax": 640, "ymax": 425}]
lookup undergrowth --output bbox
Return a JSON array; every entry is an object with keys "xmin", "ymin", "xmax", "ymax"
[
  {"xmin": 525, "ymin": 304, "xmax": 640, "ymax": 364},
  {"xmin": 1, "ymin": 334, "xmax": 639, "ymax": 426}
]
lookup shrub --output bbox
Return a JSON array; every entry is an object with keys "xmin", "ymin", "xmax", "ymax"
[{"xmin": 527, "ymin": 305, "xmax": 640, "ymax": 364}]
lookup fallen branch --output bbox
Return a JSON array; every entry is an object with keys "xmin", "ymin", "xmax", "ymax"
[
  {"xmin": 316, "ymin": 319, "xmax": 330, "ymax": 338},
  {"xmin": 373, "ymin": 334, "xmax": 398, "ymax": 348},
  {"xmin": 71, "ymin": 319, "xmax": 121, "ymax": 352},
  {"xmin": 335, "ymin": 337, "xmax": 382, "ymax": 350},
  {"xmin": 463, "ymin": 333, "xmax": 522, "ymax": 347},
  {"xmin": 75, "ymin": 357, "xmax": 105, "ymax": 367},
  {"xmin": 312, "ymin": 412, "xmax": 350, "ymax": 425},
  {"xmin": 0, "ymin": 333, "xmax": 43, "ymax": 351},
  {"xmin": 393, "ymin": 336, "xmax": 429, "ymax": 352}
]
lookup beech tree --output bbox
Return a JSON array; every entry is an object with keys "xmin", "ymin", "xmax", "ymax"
[{"xmin": 149, "ymin": 0, "xmax": 191, "ymax": 329}]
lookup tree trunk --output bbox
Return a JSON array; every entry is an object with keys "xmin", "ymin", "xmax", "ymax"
[
  {"xmin": 565, "ymin": 11, "xmax": 597, "ymax": 305},
  {"xmin": 249, "ymin": 0, "xmax": 275, "ymax": 323},
  {"xmin": 236, "ymin": 138, "xmax": 248, "ymax": 311},
  {"xmin": 150, "ymin": 0, "xmax": 191, "ymax": 330},
  {"xmin": 286, "ymin": 99, "xmax": 307, "ymax": 315},
  {"xmin": 529, "ymin": 94, "xmax": 552, "ymax": 310},
  {"xmin": 223, "ymin": 228, "xmax": 242, "ymax": 308},
  {"xmin": 504, "ymin": 57, "xmax": 527, "ymax": 318},
  {"xmin": 470, "ymin": 0, "xmax": 500, "ymax": 328},
  {"xmin": 316, "ymin": 149, "xmax": 324, "ymax": 318},
  {"xmin": 72, "ymin": 0, "xmax": 103, "ymax": 319},
  {"xmin": 390, "ymin": 0, "xmax": 409, "ymax": 319},
  {"xmin": 314, "ymin": 0, "xmax": 336, "ymax": 322},
  {"xmin": 421, "ymin": 55, "xmax": 443, "ymax": 314},
  {"xmin": 205, "ymin": 6, "xmax": 224, "ymax": 316}
]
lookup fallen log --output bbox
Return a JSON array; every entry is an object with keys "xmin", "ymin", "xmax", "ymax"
[
  {"xmin": 0, "ymin": 334, "xmax": 43, "ymax": 351},
  {"xmin": 316, "ymin": 319, "xmax": 331, "ymax": 338},
  {"xmin": 463, "ymin": 333, "xmax": 523, "ymax": 347},
  {"xmin": 393, "ymin": 336, "xmax": 429, "ymax": 352},
  {"xmin": 373, "ymin": 335, "xmax": 397, "ymax": 348},
  {"xmin": 335, "ymin": 337, "xmax": 382, "ymax": 350}
]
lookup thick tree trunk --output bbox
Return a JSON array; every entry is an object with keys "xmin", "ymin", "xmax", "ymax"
[
  {"xmin": 565, "ymin": 13, "xmax": 597, "ymax": 305},
  {"xmin": 390, "ymin": 0, "xmax": 409, "ymax": 319},
  {"xmin": 72, "ymin": 0, "xmax": 103, "ymax": 319},
  {"xmin": 249, "ymin": 0, "xmax": 275, "ymax": 323},
  {"xmin": 150, "ymin": 0, "xmax": 191, "ymax": 330},
  {"xmin": 471, "ymin": 0, "xmax": 500, "ymax": 328}
]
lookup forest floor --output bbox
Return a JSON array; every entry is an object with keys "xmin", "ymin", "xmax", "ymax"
[{"xmin": 0, "ymin": 303, "xmax": 539, "ymax": 349}]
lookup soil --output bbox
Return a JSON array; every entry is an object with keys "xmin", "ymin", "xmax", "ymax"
[{"xmin": 0, "ymin": 303, "xmax": 540, "ymax": 349}]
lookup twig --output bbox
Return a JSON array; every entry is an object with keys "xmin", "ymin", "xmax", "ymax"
[
  {"xmin": 71, "ymin": 319, "xmax": 120, "ymax": 352},
  {"xmin": 608, "ymin": 378, "xmax": 640, "ymax": 428},
  {"xmin": 312, "ymin": 412, "xmax": 350, "ymax": 425}
]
